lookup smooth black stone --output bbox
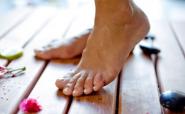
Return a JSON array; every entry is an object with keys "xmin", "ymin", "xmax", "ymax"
[
  {"xmin": 160, "ymin": 91, "xmax": 185, "ymax": 112},
  {"xmin": 139, "ymin": 44, "xmax": 161, "ymax": 55}
]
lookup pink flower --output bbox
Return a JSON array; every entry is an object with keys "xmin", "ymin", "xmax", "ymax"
[
  {"xmin": 0, "ymin": 66, "xmax": 8, "ymax": 78},
  {"xmin": 19, "ymin": 98, "xmax": 42, "ymax": 113},
  {"xmin": 0, "ymin": 66, "xmax": 6, "ymax": 71}
]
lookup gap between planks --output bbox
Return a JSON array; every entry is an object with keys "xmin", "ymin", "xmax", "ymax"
[
  {"xmin": 150, "ymin": 20, "xmax": 185, "ymax": 114},
  {"xmin": 0, "ymin": 7, "xmax": 67, "ymax": 114},
  {"xmin": 16, "ymin": 5, "xmax": 121, "ymax": 114},
  {"xmin": 162, "ymin": 0, "xmax": 185, "ymax": 59},
  {"xmin": 0, "ymin": 6, "xmax": 58, "ymax": 66},
  {"xmin": 0, "ymin": 7, "xmax": 33, "ymax": 39},
  {"xmin": 18, "ymin": 9, "xmax": 78, "ymax": 114},
  {"xmin": 0, "ymin": 7, "xmax": 33, "ymax": 66},
  {"xmin": 14, "ymin": 9, "xmax": 76, "ymax": 114},
  {"xmin": 136, "ymin": 0, "xmax": 185, "ymax": 113}
]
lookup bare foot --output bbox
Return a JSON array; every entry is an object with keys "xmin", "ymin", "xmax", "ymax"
[
  {"xmin": 56, "ymin": 0, "xmax": 150, "ymax": 96},
  {"xmin": 34, "ymin": 29, "xmax": 91, "ymax": 60}
]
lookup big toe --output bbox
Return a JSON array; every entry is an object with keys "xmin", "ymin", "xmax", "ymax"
[{"xmin": 55, "ymin": 78, "xmax": 70, "ymax": 90}]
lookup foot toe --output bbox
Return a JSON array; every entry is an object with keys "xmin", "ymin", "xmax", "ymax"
[
  {"xmin": 93, "ymin": 73, "xmax": 105, "ymax": 92},
  {"xmin": 84, "ymin": 72, "xmax": 94, "ymax": 95},
  {"xmin": 63, "ymin": 73, "xmax": 80, "ymax": 96},
  {"xmin": 55, "ymin": 78, "xmax": 70, "ymax": 90},
  {"xmin": 73, "ymin": 72, "xmax": 87, "ymax": 96},
  {"xmin": 55, "ymin": 72, "xmax": 76, "ymax": 90}
]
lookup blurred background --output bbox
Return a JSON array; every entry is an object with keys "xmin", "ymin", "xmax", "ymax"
[
  {"xmin": 0, "ymin": 0, "xmax": 185, "ymax": 21},
  {"xmin": 0, "ymin": 0, "xmax": 92, "ymax": 10}
]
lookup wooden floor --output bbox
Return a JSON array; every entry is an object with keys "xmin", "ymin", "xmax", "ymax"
[{"xmin": 0, "ymin": 0, "xmax": 185, "ymax": 114}]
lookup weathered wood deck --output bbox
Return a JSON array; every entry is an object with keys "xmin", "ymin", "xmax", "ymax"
[{"xmin": 0, "ymin": 0, "xmax": 185, "ymax": 114}]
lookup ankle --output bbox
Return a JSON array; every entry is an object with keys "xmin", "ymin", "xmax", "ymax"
[{"xmin": 94, "ymin": 0, "xmax": 134, "ymax": 25}]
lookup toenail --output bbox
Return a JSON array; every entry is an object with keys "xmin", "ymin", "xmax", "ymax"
[
  {"xmin": 73, "ymin": 91, "xmax": 78, "ymax": 96},
  {"xmin": 93, "ymin": 87, "xmax": 98, "ymax": 91},
  {"xmin": 84, "ymin": 89, "xmax": 89, "ymax": 94},
  {"xmin": 63, "ymin": 88, "xmax": 69, "ymax": 93}
]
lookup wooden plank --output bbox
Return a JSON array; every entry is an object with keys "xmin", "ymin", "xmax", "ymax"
[
  {"xmin": 162, "ymin": 0, "xmax": 185, "ymax": 57},
  {"xmin": 0, "ymin": 7, "xmax": 33, "ymax": 39},
  {"xmin": 150, "ymin": 20, "xmax": 185, "ymax": 114},
  {"xmin": 135, "ymin": 0, "xmax": 185, "ymax": 113},
  {"xmin": 0, "ymin": 6, "xmax": 57, "ymax": 47},
  {"xmin": 118, "ymin": 48, "xmax": 162, "ymax": 114},
  {"xmin": 21, "ymin": 4, "xmax": 118, "ymax": 114},
  {"xmin": 0, "ymin": 8, "xmax": 63, "ymax": 114},
  {"xmin": 0, "ymin": 11, "xmax": 74, "ymax": 114},
  {"xmin": 0, "ymin": 7, "xmax": 33, "ymax": 66},
  {"xmin": 16, "ymin": 11, "xmax": 76, "ymax": 113},
  {"xmin": 151, "ymin": 20, "xmax": 185, "ymax": 94},
  {"xmin": 18, "ymin": 60, "xmax": 76, "ymax": 114},
  {"xmin": 171, "ymin": 21, "xmax": 185, "ymax": 57},
  {"xmin": 68, "ymin": 79, "xmax": 117, "ymax": 114},
  {"xmin": 64, "ymin": 3, "xmax": 94, "ymax": 39},
  {"xmin": 17, "ymin": 6, "xmax": 95, "ymax": 114},
  {"xmin": 0, "ymin": 6, "xmax": 57, "ymax": 66},
  {"xmin": 139, "ymin": 1, "xmax": 185, "ymax": 113}
]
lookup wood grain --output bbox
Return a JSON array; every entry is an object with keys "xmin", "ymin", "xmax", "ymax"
[
  {"xmin": 147, "ymin": 1, "xmax": 185, "ymax": 113},
  {"xmin": 0, "ymin": 7, "xmax": 57, "ymax": 66},
  {"xmin": 19, "ymin": 6, "xmax": 96, "ymax": 114},
  {"xmin": 18, "ymin": 61, "xmax": 75, "ymax": 114},
  {"xmin": 0, "ymin": 7, "xmax": 33, "ymax": 39},
  {"xmin": 0, "ymin": 7, "xmax": 33, "ymax": 66},
  {"xmin": 69, "ymin": 79, "xmax": 118, "ymax": 114},
  {"xmin": 0, "ymin": 0, "xmax": 185, "ymax": 114},
  {"xmin": 170, "ymin": 21, "xmax": 185, "ymax": 57},
  {"xmin": 150, "ymin": 20, "xmax": 185, "ymax": 93},
  {"xmin": 118, "ymin": 48, "xmax": 161, "ymax": 114},
  {"xmin": 0, "ymin": 9, "xmax": 70, "ymax": 114},
  {"xmin": 15, "ymin": 11, "xmax": 75, "ymax": 114},
  {"xmin": 150, "ymin": 20, "xmax": 185, "ymax": 114},
  {"xmin": 163, "ymin": 0, "xmax": 185, "ymax": 58}
]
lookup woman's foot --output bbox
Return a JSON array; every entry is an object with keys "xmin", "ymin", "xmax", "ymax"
[
  {"xmin": 34, "ymin": 29, "xmax": 91, "ymax": 60},
  {"xmin": 56, "ymin": 0, "xmax": 150, "ymax": 96}
]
